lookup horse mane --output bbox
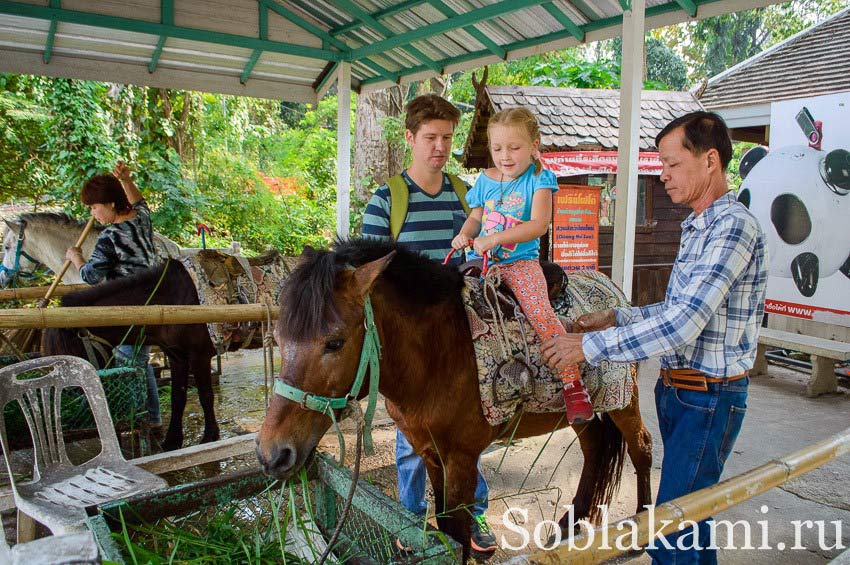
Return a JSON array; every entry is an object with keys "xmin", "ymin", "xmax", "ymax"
[
  {"xmin": 19, "ymin": 212, "xmax": 101, "ymax": 232},
  {"xmin": 278, "ymin": 238, "xmax": 464, "ymax": 340},
  {"xmin": 60, "ymin": 260, "xmax": 185, "ymax": 307}
]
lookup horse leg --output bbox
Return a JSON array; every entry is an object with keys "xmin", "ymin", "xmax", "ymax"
[
  {"xmin": 421, "ymin": 451, "xmax": 478, "ymax": 561},
  {"xmin": 607, "ymin": 388, "xmax": 653, "ymax": 513},
  {"xmin": 192, "ymin": 353, "xmax": 219, "ymax": 443},
  {"xmin": 563, "ymin": 419, "xmax": 604, "ymax": 530},
  {"xmin": 162, "ymin": 354, "xmax": 188, "ymax": 451}
]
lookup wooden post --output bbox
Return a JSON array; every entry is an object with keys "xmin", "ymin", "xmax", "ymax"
[
  {"xmin": 611, "ymin": 0, "xmax": 645, "ymax": 302},
  {"xmin": 38, "ymin": 216, "xmax": 96, "ymax": 307},
  {"xmin": 336, "ymin": 61, "xmax": 352, "ymax": 238}
]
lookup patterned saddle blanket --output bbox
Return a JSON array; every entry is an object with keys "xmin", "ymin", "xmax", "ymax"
[
  {"xmin": 462, "ymin": 268, "xmax": 635, "ymax": 426},
  {"xmin": 179, "ymin": 250, "xmax": 296, "ymax": 353}
]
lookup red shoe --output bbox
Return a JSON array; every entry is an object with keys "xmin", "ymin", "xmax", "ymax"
[{"xmin": 563, "ymin": 381, "xmax": 594, "ymax": 425}]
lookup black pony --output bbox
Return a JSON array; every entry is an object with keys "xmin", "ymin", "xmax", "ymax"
[{"xmin": 42, "ymin": 260, "xmax": 218, "ymax": 450}]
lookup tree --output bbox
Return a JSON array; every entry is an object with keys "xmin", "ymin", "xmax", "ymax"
[{"xmin": 353, "ymin": 87, "xmax": 404, "ymax": 205}]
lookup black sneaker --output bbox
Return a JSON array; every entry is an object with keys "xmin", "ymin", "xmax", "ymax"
[{"xmin": 470, "ymin": 514, "xmax": 497, "ymax": 553}]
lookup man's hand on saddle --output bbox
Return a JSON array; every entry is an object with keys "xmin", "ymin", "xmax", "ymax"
[
  {"xmin": 574, "ymin": 309, "xmax": 616, "ymax": 332},
  {"xmin": 541, "ymin": 333, "xmax": 586, "ymax": 369},
  {"xmin": 540, "ymin": 309, "xmax": 616, "ymax": 370}
]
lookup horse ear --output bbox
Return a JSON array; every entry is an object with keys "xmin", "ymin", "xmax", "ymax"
[
  {"xmin": 296, "ymin": 245, "xmax": 317, "ymax": 267},
  {"xmin": 353, "ymin": 251, "xmax": 396, "ymax": 297},
  {"xmin": 4, "ymin": 218, "xmax": 21, "ymax": 234}
]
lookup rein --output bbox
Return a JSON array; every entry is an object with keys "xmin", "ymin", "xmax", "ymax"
[
  {"xmin": 1, "ymin": 221, "xmax": 43, "ymax": 280},
  {"xmin": 272, "ymin": 295, "xmax": 381, "ymax": 460}
]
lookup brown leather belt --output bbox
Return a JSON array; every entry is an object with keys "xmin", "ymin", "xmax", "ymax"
[{"xmin": 660, "ymin": 368, "xmax": 749, "ymax": 391}]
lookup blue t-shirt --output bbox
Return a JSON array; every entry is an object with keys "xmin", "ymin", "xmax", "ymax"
[{"xmin": 466, "ymin": 166, "xmax": 558, "ymax": 263}]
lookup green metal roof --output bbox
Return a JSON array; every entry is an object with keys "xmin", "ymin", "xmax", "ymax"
[{"xmin": 0, "ymin": 0, "xmax": 784, "ymax": 102}]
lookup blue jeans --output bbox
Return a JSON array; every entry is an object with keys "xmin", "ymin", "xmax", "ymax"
[
  {"xmin": 647, "ymin": 376, "xmax": 748, "ymax": 565},
  {"xmin": 115, "ymin": 344, "xmax": 162, "ymax": 426},
  {"xmin": 396, "ymin": 428, "xmax": 489, "ymax": 517}
]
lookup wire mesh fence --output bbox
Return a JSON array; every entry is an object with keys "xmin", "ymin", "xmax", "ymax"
[{"xmin": 93, "ymin": 453, "xmax": 460, "ymax": 564}]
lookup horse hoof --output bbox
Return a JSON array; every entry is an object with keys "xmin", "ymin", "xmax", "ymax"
[
  {"xmin": 201, "ymin": 431, "xmax": 220, "ymax": 444},
  {"xmin": 162, "ymin": 438, "xmax": 183, "ymax": 451}
]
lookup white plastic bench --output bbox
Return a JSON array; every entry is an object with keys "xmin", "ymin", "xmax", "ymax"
[{"xmin": 753, "ymin": 328, "xmax": 850, "ymax": 397}]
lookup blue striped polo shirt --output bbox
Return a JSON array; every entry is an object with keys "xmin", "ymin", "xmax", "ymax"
[{"xmin": 361, "ymin": 171, "xmax": 468, "ymax": 264}]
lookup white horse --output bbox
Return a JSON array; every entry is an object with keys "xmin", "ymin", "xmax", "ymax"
[{"xmin": 1, "ymin": 212, "xmax": 180, "ymax": 287}]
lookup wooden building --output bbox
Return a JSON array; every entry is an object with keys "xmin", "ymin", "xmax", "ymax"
[{"xmin": 461, "ymin": 85, "xmax": 703, "ymax": 305}]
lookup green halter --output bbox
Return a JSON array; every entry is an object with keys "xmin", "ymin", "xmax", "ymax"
[{"xmin": 273, "ymin": 295, "xmax": 382, "ymax": 459}]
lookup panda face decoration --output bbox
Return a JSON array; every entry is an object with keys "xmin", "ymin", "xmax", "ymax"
[{"xmin": 738, "ymin": 145, "xmax": 850, "ymax": 298}]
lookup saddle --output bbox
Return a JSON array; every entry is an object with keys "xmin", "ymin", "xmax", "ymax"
[
  {"xmin": 461, "ymin": 267, "xmax": 635, "ymax": 426},
  {"xmin": 179, "ymin": 249, "xmax": 295, "ymax": 352}
]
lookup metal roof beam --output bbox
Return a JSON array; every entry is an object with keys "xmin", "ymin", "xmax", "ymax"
[
  {"xmin": 674, "ymin": 0, "xmax": 698, "ymax": 17},
  {"xmin": 264, "ymin": 0, "xmax": 398, "ymax": 85},
  {"xmin": 349, "ymin": 0, "xmax": 552, "ymax": 61},
  {"xmin": 148, "ymin": 0, "xmax": 173, "ymax": 73},
  {"xmin": 358, "ymin": 0, "xmax": 724, "ymax": 87},
  {"xmin": 333, "ymin": 0, "xmax": 442, "ymax": 75},
  {"xmin": 241, "ymin": 2, "xmax": 267, "ymax": 84},
  {"xmin": 542, "ymin": 2, "xmax": 585, "ymax": 41},
  {"xmin": 0, "ymin": 0, "xmax": 341, "ymax": 62},
  {"xmin": 330, "ymin": 0, "xmax": 429, "ymax": 37},
  {"xmin": 43, "ymin": 0, "xmax": 60, "ymax": 64},
  {"xmin": 425, "ymin": 0, "xmax": 506, "ymax": 59}
]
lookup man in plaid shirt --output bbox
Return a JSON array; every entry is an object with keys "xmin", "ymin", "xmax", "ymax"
[{"xmin": 541, "ymin": 111, "xmax": 768, "ymax": 564}]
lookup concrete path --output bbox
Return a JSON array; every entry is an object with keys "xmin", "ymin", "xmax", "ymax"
[{"xmin": 479, "ymin": 358, "xmax": 850, "ymax": 563}]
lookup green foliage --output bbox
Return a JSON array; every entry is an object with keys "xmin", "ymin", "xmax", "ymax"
[
  {"xmin": 727, "ymin": 141, "xmax": 758, "ymax": 194},
  {"xmin": 0, "ymin": 75, "xmax": 52, "ymax": 203}
]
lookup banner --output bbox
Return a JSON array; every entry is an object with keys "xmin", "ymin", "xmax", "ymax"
[
  {"xmin": 552, "ymin": 185, "xmax": 600, "ymax": 272},
  {"xmin": 541, "ymin": 151, "xmax": 663, "ymax": 177},
  {"xmin": 742, "ymin": 92, "xmax": 850, "ymax": 326}
]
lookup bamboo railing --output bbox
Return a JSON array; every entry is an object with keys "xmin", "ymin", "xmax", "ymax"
[
  {"xmin": 0, "ymin": 284, "xmax": 90, "ymax": 302},
  {"xmin": 0, "ymin": 304, "xmax": 279, "ymax": 329},
  {"xmin": 522, "ymin": 426, "xmax": 850, "ymax": 563}
]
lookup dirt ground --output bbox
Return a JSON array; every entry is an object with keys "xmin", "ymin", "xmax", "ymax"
[{"xmin": 185, "ymin": 350, "xmax": 850, "ymax": 563}]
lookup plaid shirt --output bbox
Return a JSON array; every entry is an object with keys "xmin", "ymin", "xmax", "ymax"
[{"xmin": 583, "ymin": 192, "xmax": 768, "ymax": 378}]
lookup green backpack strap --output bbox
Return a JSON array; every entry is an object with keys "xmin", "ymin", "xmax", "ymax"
[
  {"xmin": 446, "ymin": 174, "xmax": 472, "ymax": 218},
  {"xmin": 387, "ymin": 173, "xmax": 471, "ymax": 241},
  {"xmin": 386, "ymin": 174, "xmax": 408, "ymax": 242}
]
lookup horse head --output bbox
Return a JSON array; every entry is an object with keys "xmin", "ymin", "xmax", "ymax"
[
  {"xmin": 1, "ymin": 218, "xmax": 41, "ymax": 287},
  {"xmin": 256, "ymin": 245, "xmax": 395, "ymax": 480}
]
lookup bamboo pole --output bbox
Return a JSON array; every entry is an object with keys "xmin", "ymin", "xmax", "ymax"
[
  {"xmin": 523, "ymin": 426, "xmax": 850, "ymax": 564},
  {"xmin": 0, "ymin": 284, "xmax": 90, "ymax": 302},
  {"xmin": 0, "ymin": 304, "xmax": 279, "ymax": 329},
  {"xmin": 38, "ymin": 216, "xmax": 96, "ymax": 307}
]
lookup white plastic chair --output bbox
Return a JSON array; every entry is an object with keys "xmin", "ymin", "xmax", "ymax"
[{"xmin": 0, "ymin": 355, "xmax": 167, "ymax": 540}]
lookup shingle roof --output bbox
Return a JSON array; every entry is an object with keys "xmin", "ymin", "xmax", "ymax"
[
  {"xmin": 699, "ymin": 8, "xmax": 850, "ymax": 110},
  {"xmin": 462, "ymin": 85, "xmax": 703, "ymax": 169}
]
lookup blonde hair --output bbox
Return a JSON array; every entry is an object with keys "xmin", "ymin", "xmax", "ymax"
[{"xmin": 487, "ymin": 107, "xmax": 543, "ymax": 175}]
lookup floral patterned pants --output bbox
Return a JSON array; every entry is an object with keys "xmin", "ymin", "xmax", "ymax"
[{"xmin": 498, "ymin": 259, "xmax": 581, "ymax": 384}]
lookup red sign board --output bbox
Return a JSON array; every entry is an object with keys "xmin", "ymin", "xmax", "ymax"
[
  {"xmin": 552, "ymin": 185, "xmax": 600, "ymax": 272},
  {"xmin": 541, "ymin": 151, "xmax": 663, "ymax": 176}
]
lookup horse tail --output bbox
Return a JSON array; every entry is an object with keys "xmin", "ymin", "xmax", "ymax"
[
  {"xmin": 587, "ymin": 412, "xmax": 626, "ymax": 522},
  {"xmin": 41, "ymin": 327, "xmax": 86, "ymax": 360}
]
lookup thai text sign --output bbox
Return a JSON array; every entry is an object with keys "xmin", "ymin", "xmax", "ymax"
[
  {"xmin": 541, "ymin": 151, "xmax": 662, "ymax": 176},
  {"xmin": 552, "ymin": 185, "xmax": 600, "ymax": 272}
]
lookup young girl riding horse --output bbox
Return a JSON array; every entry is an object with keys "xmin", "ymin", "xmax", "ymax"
[{"xmin": 452, "ymin": 107, "xmax": 594, "ymax": 424}]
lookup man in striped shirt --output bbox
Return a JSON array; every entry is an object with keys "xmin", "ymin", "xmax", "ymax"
[
  {"xmin": 361, "ymin": 94, "xmax": 497, "ymax": 553},
  {"xmin": 541, "ymin": 112, "xmax": 768, "ymax": 564}
]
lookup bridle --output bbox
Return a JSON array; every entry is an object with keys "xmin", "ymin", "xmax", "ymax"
[
  {"xmin": 272, "ymin": 295, "xmax": 381, "ymax": 458},
  {"xmin": 1, "ymin": 220, "xmax": 43, "ymax": 281}
]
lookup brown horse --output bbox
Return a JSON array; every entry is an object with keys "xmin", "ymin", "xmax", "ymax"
[
  {"xmin": 42, "ymin": 260, "xmax": 218, "ymax": 451},
  {"xmin": 256, "ymin": 239, "xmax": 652, "ymax": 558}
]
